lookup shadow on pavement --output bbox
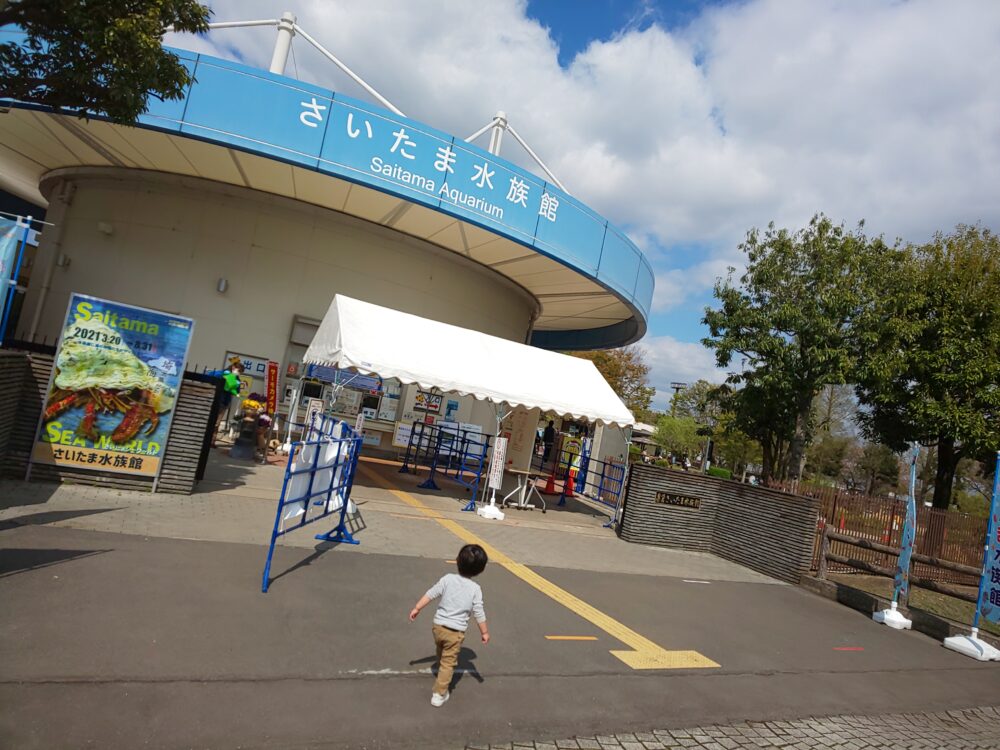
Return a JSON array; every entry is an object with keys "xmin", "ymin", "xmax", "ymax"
[
  {"xmin": 0, "ymin": 547, "xmax": 111, "ymax": 578},
  {"xmin": 0, "ymin": 507, "xmax": 120, "ymax": 531},
  {"xmin": 409, "ymin": 646, "xmax": 484, "ymax": 690},
  {"xmin": 0, "ymin": 478, "xmax": 60, "ymax": 511},
  {"xmin": 264, "ymin": 510, "xmax": 368, "ymax": 589},
  {"xmin": 193, "ymin": 444, "xmax": 286, "ymax": 495}
]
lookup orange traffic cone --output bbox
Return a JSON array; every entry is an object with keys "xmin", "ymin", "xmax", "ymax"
[
  {"xmin": 542, "ymin": 469, "xmax": 557, "ymax": 495},
  {"xmin": 563, "ymin": 470, "xmax": 576, "ymax": 499}
]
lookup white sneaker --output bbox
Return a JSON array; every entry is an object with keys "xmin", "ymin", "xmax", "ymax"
[{"xmin": 430, "ymin": 691, "xmax": 450, "ymax": 707}]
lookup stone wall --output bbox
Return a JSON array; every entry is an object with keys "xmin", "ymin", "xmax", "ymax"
[
  {"xmin": 0, "ymin": 351, "xmax": 29, "ymax": 463},
  {"xmin": 620, "ymin": 464, "xmax": 819, "ymax": 583}
]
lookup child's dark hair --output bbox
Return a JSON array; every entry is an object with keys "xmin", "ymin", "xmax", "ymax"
[{"xmin": 456, "ymin": 544, "xmax": 488, "ymax": 577}]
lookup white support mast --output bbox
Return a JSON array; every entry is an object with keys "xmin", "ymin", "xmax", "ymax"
[
  {"xmin": 268, "ymin": 11, "xmax": 296, "ymax": 75},
  {"xmin": 170, "ymin": 11, "xmax": 567, "ymax": 190},
  {"xmin": 466, "ymin": 113, "xmax": 570, "ymax": 194}
]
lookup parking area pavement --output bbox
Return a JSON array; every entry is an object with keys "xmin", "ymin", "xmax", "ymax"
[{"xmin": 1, "ymin": 455, "xmax": 998, "ymax": 749}]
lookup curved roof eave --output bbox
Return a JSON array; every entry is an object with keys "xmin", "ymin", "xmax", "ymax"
[{"xmin": 0, "ymin": 36, "xmax": 653, "ymax": 349}]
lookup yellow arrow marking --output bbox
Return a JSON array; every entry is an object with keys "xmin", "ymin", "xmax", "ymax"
[{"xmin": 358, "ymin": 462, "xmax": 719, "ymax": 671}]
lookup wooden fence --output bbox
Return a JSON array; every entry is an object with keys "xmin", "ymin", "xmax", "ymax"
[
  {"xmin": 770, "ymin": 479, "xmax": 987, "ymax": 586},
  {"xmin": 816, "ymin": 527, "xmax": 981, "ymax": 607}
]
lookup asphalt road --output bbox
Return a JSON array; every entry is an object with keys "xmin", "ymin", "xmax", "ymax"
[{"xmin": 2, "ymin": 523, "xmax": 998, "ymax": 750}]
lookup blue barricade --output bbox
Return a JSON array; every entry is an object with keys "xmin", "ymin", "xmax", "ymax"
[
  {"xmin": 400, "ymin": 421, "xmax": 491, "ymax": 511},
  {"xmin": 535, "ymin": 440, "xmax": 627, "ymax": 516},
  {"xmin": 261, "ymin": 413, "xmax": 363, "ymax": 593}
]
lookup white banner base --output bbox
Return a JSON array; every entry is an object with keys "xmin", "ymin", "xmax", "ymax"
[
  {"xmin": 477, "ymin": 504, "xmax": 505, "ymax": 521},
  {"xmin": 872, "ymin": 601, "xmax": 912, "ymax": 630},
  {"xmin": 943, "ymin": 630, "xmax": 1000, "ymax": 661}
]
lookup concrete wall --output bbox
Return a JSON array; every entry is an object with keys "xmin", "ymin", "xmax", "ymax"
[
  {"xmin": 620, "ymin": 464, "xmax": 820, "ymax": 583},
  {"xmin": 22, "ymin": 168, "xmax": 538, "ymax": 370}
]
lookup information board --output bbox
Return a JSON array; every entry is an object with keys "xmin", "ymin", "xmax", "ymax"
[
  {"xmin": 31, "ymin": 293, "xmax": 194, "ymax": 477},
  {"xmin": 488, "ymin": 437, "xmax": 508, "ymax": 490}
]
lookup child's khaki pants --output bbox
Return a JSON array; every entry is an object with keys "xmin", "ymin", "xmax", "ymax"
[{"xmin": 432, "ymin": 624, "xmax": 465, "ymax": 695}]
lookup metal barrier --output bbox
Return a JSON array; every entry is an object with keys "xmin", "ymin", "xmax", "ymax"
[
  {"xmin": 261, "ymin": 413, "xmax": 363, "ymax": 593},
  {"xmin": 532, "ymin": 436, "xmax": 627, "ymax": 525},
  {"xmin": 400, "ymin": 421, "xmax": 491, "ymax": 511}
]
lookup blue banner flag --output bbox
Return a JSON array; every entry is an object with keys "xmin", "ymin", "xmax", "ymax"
[
  {"xmin": 0, "ymin": 217, "xmax": 29, "ymax": 345},
  {"xmin": 975, "ymin": 452, "xmax": 1000, "ymax": 626},
  {"xmin": 893, "ymin": 448, "xmax": 919, "ymax": 603}
]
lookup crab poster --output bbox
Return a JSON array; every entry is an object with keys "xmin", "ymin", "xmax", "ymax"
[{"xmin": 31, "ymin": 293, "xmax": 195, "ymax": 477}]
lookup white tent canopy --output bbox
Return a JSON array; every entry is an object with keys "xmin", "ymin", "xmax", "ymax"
[{"xmin": 303, "ymin": 295, "xmax": 635, "ymax": 427}]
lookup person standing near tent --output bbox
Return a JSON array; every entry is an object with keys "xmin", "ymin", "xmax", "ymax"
[{"xmin": 542, "ymin": 420, "xmax": 556, "ymax": 464}]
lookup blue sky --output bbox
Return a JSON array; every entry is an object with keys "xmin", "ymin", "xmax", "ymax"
[
  {"xmin": 173, "ymin": 0, "xmax": 1000, "ymax": 408},
  {"xmin": 527, "ymin": 0, "xmax": 719, "ymax": 66}
]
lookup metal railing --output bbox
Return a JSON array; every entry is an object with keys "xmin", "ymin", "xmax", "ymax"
[{"xmin": 399, "ymin": 421, "xmax": 492, "ymax": 511}]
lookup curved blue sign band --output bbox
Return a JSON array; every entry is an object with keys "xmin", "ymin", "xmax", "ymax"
[{"xmin": 1, "ymin": 35, "xmax": 653, "ymax": 348}]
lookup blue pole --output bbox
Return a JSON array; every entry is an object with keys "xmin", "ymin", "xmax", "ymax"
[
  {"xmin": 892, "ymin": 448, "xmax": 919, "ymax": 605},
  {"xmin": 418, "ymin": 427, "xmax": 442, "ymax": 490},
  {"xmin": 400, "ymin": 420, "xmax": 417, "ymax": 473},
  {"xmin": 971, "ymin": 451, "xmax": 1000, "ymax": 632},
  {"xmin": 262, "ymin": 445, "xmax": 297, "ymax": 592},
  {"xmin": 0, "ymin": 219, "xmax": 30, "ymax": 346}
]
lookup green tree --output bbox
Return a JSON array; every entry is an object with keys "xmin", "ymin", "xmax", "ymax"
[
  {"xmin": 714, "ymin": 370, "xmax": 797, "ymax": 482},
  {"xmin": 653, "ymin": 415, "xmax": 701, "ymax": 458},
  {"xmin": 670, "ymin": 379, "xmax": 728, "ymax": 470},
  {"xmin": 670, "ymin": 379, "xmax": 722, "ymax": 422},
  {"xmin": 812, "ymin": 384, "xmax": 856, "ymax": 436},
  {"xmin": 712, "ymin": 412, "xmax": 762, "ymax": 481},
  {"xmin": 858, "ymin": 443, "xmax": 900, "ymax": 496},
  {"xmin": 0, "ymin": 0, "xmax": 211, "ymax": 125},
  {"xmin": 704, "ymin": 215, "xmax": 888, "ymax": 481},
  {"xmin": 854, "ymin": 224, "xmax": 1000, "ymax": 509},
  {"xmin": 805, "ymin": 384, "xmax": 858, "ymax": 481},
  {"xmin": 840, "ymin": 442, "xmax": 900, "ymax": 496},
  {"xmin": 571, "ymin": 345, "xmax": 655, "ymax": 415},
  {"xmin": 952, "ymin": 457, "xmax": 993, "ymax": 518},
  {"xmin": 805, "ymin": 433, "xmax": 852, "ymax": 480}
]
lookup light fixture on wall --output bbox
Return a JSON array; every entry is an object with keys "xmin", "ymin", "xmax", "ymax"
[
  {"xmin": 56, "ymin": 253, "xmax": 71, "ymax": 268},
  {"xmin": 97, "ymin": 222, "xmax": 114, "ymax": 235},
  {"xmin": 216, "ymin": 277, "xmax": 229, "ymax": 294}
]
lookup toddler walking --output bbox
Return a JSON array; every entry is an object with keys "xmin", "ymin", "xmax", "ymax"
[{"xmin": 409, "ymin": 544, "xmax": 490, "ymax": 707}]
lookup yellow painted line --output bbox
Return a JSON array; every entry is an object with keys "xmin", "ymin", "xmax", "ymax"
[
  {"xmin": 357, "ymin": 463, "xmax": 719, "ymax": 671},
  {"xmin": 545, "ymin": 635, "xmax": 599, "ymax": 641},
  {"xmin": 387, "ymin": 512, "xmax": 447, "ymax": 521}
]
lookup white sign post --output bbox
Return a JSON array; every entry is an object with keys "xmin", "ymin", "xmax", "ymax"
[
  {"xmin": 478, "ymin": 436, "xmax": 507, "ymax": 521},
  {"xmin": 281, "ymin": 386, "xmax": 299, "ymax": 454},
  {"xmin": 304, "ymin": 398, "xmax": 325, "ymax": 441}
]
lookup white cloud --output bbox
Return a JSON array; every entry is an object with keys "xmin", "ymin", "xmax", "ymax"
[
  {"xmin": 173, "ymin": 0, "xmax": 1000, "ymax": 248},
  {"xmin": 653, "ymin": 257, "xmax": 735, "ymax": 311},
  {"xmin": 638, "ymin": 335, "xmax": 730, "ymax": 408},
  {"xmin": 169, "ymin": 0, "xmax": 1000, "ymax": 397}
]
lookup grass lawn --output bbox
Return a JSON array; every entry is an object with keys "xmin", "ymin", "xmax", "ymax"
[{"xmin": 828, "ymin": 573, "xmax": 1000, "ymax": 638}]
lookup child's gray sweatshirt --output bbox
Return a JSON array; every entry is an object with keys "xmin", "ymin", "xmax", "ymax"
[{"xmin": 425, "ymin": 573, "xmax": 486, "ymax": 632}]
